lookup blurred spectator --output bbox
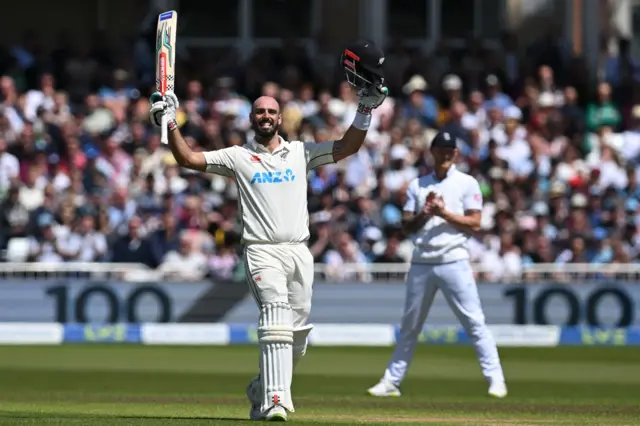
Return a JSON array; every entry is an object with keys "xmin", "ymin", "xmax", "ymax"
[
  {"xmin": 373, "ymin": 235, "xmax": 405, "ymax": 263},
  {"xmin": 324, "ymin": 231, "xmax": 368, "ymax": 281},
  {"xmin": 0, "ymin": 186, "xmax": 29, "ymax": 250},
  {"xmin": 0, "ymin": 26, "xmax": 637, "ymax": 283},
  {"xmin": 382, "ymin": 144, "xmax": 418, "ymax": 194},
  {"xmin": 148, "ymin": 211, "xmax": 181, "ymax": 266},
  {"xmin": 586, "ymin": 82, "xmax": 621, "ymax": 132},
  {"xmin": 400, "ymin": 75, "xmax": 438, "ymax": 128},
  {"xmin": 480, "ymin": 232, "xmax": 523, "ymax": 282},
  {"xmin": 67, "ymin": 212, "xmax": 108, "ymax": 262},
  {"xmin": 110, "ymin": 216, "xmax": 157, "ymax": 267},
  {"xmin": 159, "ymin": 231, "xmax": 208, "ymax": 281},
  {"xmin": 484, "ymin": 75, "xmax": 513, "ymax": 111},
  {"xmin": 27, "ymin": 213, "xmax": 65, "ymax": 263},
  {"xmin": 209, "ymin": 238, "xmax": 240, "ymax": 280},
  {"xmin": 0, "ymin": 137, "xmax": 19, "ymax": 194}
]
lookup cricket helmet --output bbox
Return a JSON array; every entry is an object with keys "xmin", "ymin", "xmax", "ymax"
[{"xmin": 341, "ymin": 40, "xmax": 385, "ymax": 91}]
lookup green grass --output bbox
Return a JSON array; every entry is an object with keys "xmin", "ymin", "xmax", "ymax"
[{"xmin": 0, "ymin": 345, "xmax": 637, "ymax": 424}]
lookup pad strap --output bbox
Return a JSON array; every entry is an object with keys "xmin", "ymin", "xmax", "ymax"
[{"xmin": 292, "ymin": 324, "xmax": 313, "ymax": 371}]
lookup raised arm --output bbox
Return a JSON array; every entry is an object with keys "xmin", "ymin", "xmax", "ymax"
[
  {"xmin": 168, "ymin": 128, "xmax": 208, "ymax": 172},
  {"xmin": 150, "ymin": 92, "xmax": 235, "ymax": 175},
  {"xmin": 332, "ymin": 85, "xmax": 388, "ymax": 162},
  {"xmin": 332, "ymin": 126, "xmax": 367, "ymax": 162}
]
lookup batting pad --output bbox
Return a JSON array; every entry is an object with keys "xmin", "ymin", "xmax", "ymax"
[
  {"xmin": 292, "ymin": 324, "xmax": 314, "ymax": 371},
  {"xmin": 258, "ymin": 302, "xmax": 294, "ymax": 413}
]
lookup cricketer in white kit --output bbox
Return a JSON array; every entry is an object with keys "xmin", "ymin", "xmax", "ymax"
[
  {"xmin": 149, "ymin": 41, "xmax": 388, "ymax": 422},
  {"xmin": 367, "ymin": 130, "xmax": 507, "ymax": 399}
]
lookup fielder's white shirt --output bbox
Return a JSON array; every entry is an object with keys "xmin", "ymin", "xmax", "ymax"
[
  {"xmin": 404, "ymin": 165, "xmax": 483, "ymax": 264},
  {"xmin": 202, "ymin": 137, "xmax": 335, "ymax": 244}
]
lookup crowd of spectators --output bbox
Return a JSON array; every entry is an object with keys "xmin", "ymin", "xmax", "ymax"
[{"xmin": 0, "ymin": 27, "xmax": 639, "ymax": 283}]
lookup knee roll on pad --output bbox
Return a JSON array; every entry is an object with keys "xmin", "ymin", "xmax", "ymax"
[{"xmin": 258, "ymin": 303, "xmax": 294, "ymax": 413}]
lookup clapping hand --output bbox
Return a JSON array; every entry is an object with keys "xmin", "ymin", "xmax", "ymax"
[{"xmin": 423, "ymin": 192, "xmax": 445, "ymax": 217}]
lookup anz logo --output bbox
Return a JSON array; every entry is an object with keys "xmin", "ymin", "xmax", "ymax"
[{"xmin": 250, "ymin": 169, "xmax": 296, "ymax": 184}]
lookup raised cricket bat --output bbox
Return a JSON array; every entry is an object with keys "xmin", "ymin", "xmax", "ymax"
[{"xmin": 155, "ymin": 10, "xmax": 178, "ymax": 144}]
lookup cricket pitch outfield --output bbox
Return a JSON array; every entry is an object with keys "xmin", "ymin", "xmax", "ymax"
[{"xmin": 0, "ymin": 345, "xmax": 637, "ymax": 425}]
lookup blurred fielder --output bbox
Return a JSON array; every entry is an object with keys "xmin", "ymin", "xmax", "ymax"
[
  {"xmin": 367, "ymin": 130, "xmax": 507, "ymax": 399},
  {"xmin": 150, "ymin": 41, "xmax": 388, "ymax": 421}
]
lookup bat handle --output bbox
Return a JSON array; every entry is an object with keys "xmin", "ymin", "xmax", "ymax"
[{"xmin": 160, "ymin": 114, "xmax": 168, "ymax": 144}]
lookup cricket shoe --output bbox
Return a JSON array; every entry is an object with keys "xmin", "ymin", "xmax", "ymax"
[
  {"xmin": 367, "ymin": 379, "xmax": 401, "ymax": 397},
  {"xmin": 245, "ymin": 375, "xmax": 262, "ymax": 420},
  {"xmin": 264, "ymin": 405, "xmax": 288, "ymax": 421},
  {"xmin": 488, "ymin": 381, "xmax": 508, "ymax": 398}
]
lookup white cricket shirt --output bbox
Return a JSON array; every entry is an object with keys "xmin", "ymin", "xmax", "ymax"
[
  {"xmin": 404, "ymin": 165, "xmax": 483, "ymax": 264},
  {"xmin": 202, "ymin": 137, "xmax": 335, "ymax": 244}
]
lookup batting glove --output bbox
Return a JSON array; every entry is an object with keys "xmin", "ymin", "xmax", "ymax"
[
  {"xmin": 356, "ymin": 83, "xmax": 388, "ymax": 115},
  {"xmin": 149, "ymin": 92, "xmax": 179, "ymax": 132}
]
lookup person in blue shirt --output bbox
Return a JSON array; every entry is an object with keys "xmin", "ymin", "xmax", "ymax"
[
  {"xmin": 400, "ymin": 75, "xmax": 438, "ymax": 128},
  {"xmin": 484, "ymin": 74, "xmax": 513, "ymax": 111}
]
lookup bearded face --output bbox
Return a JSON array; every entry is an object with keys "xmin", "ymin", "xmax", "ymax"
[{"xmin": 251, "ymin": 110, "xmax": 280, "ymax": 139}]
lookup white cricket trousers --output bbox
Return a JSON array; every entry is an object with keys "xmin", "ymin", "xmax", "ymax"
[
  {"xmin": 244, "ymin": 243, "xmax": 314, "ymax": 327},
  {"xmin": 384, "ymin": 259, "xmax": 505, "ymax": 386}
]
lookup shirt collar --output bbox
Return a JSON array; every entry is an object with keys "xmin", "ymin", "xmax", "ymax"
[
  {"xmin": 432, "ymin": 165, "xmax": 457, "ymax": 181},
  {"xmin": 249, "ymin": 135, "xmax": 285, "ymax": 154}
]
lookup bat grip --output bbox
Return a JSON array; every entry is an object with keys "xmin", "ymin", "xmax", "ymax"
[{"xmin": 161, "ymin": 114, "xmax": 168, "ymax": 144}]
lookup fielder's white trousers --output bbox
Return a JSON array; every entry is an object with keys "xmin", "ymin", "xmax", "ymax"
[
  {"xmin": 244, "ymin": 243, "xmax": 314, "ymax": 327},
  {"xmin": 384, "ymin": 259, "xmax": 505, "ymax": 385}
]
